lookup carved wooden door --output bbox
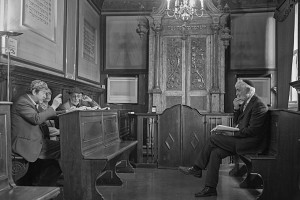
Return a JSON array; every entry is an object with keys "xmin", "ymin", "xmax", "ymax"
[
  {"xmin": 158, "ymin": 104, "xmax": 205, "ymax": 168},
  {"xmin": 161, "ymin": 35, "xmax": 211, "ymax": 112},
  {"xmin": 148, "ymin": 6, "xmax": 230, "ymax": 114}
]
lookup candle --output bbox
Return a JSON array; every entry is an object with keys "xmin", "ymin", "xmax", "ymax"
[
  {"xmin": 167, "ymin": 0, "xmax": 170, "ymax": 9},
  {"xmin": 175, "ymin": 0, "xmax": 179, "ymax": 7}
]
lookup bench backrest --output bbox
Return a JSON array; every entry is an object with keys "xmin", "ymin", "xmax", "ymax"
[
  {"xmin": 0, "ymin": 103, "xmax": 13, "ymax": 191},
  {"xmin": 263, "ymin": 110, "xmax": 278, "ymax": 155},
  {"xmin": 258, "ymin": 110, "xmax": 278, "ymax": 156},
  {"xmin": 59, "ymin": 110, "xmax": 119, "ymax": 159}
]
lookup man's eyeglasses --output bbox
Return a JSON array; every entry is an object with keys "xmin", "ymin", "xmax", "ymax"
[{"xmin": 71, "ymin": 94, "xmax": 82, "ymax": 99}]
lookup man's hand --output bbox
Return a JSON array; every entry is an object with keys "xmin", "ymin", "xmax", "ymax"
[
  {"xmin": 211, "ymin": 129, "xmax": 234, "ymax": 136},
  {"xmin": 233, "ymin": 98, "xmax": 243, "ymax": 110},
  {"xmin": 82, "ymin": 95, "xmax": 93, "ymax": 102},
  {"xmin": 51, "ymin": 94, "xmax": 62, "ymax": 110}
]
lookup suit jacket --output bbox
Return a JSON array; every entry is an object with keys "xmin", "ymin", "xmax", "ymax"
[
  {"xmin": 11, "ymin": 94, "xmax": 57, "ymax": 162},
  {"xmin": 58, "ymin": 99, "xmax": 99, "ymax": 111},
  {"xmin": 233, "ymin": 94, "xmax": 268, "ymax": 154}
]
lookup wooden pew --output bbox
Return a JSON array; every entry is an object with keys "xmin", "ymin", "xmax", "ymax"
[
  {"xmin": 59, "ymin": 110, "xmax": 138, "ymax": 200},
  {"xmin": 237, "ymin": 110, "xmax": 300, "ymax": 200},
  {"xmin": 0, "ymin": 102, "xmax": 61, "ymax": 200},
  {"xmin": 11, "ymin": 154, "xmax": 29, "ymax": 182}
]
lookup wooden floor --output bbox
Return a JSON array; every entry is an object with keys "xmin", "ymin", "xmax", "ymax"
[{"xmin": 98, "ymin": 164, "xmax": 261, "ymax": 200}]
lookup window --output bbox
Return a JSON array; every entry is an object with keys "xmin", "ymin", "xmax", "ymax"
[
  {"xmin": 289, "ymin": 3, "xmax": 298, "ymax": 109},
  {"xmin": 107, "ymin": 77, "xmax": 138, "ymax": 104}
]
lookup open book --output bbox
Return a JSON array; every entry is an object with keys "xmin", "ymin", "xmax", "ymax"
[{"xmin": 211, "ymin": 125, "xmax": 239, "ymax": 132}]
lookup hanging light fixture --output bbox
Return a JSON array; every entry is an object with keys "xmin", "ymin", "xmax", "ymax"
[{"xmin": 166, "ymin": 0, "xmax": 205, "ymax": 23}]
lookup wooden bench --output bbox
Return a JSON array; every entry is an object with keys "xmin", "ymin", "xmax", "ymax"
[
  {"xmin": 59, "ymin": 110, "xmax": 138, "ymax": 200},
  {"xmin": 231, "ymin": 109, "xmax": 300, "ymax": 200},
  {"xmin": 0, "ymin": 102, "xmax": 61, "ymax": 200},
  {"xmin": 11, "ymin": 154, "xmax": 29, "ymax": 182}
]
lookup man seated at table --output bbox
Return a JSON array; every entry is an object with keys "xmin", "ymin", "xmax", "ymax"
[
  {"xmin": 11, "ymin": 80, "xmax": 62, "ymax": 185},
  {"xmin": 58, "ymin": 87, "xmax": 100, "ymax": 111}
]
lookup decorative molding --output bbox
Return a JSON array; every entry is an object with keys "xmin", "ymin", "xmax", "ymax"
[
  {"xmin": 220, "ymin": 27, "xmax": 232, "ymax": 48},
  {"xmin": 226, "ymin": 0, "xmax": 278, "ymax": 10},
  {"xmin": 0, "ymin": 64, "xmax": 104, "ymax": 102},
  {"xmin": 166, "ymin": 25, "xmax": 208, "ymax": 31},
  {"xmin": 102, "ymin": 0, "xmax": 161, "ymax": 12},
  {"xmin": 274, "ymin": 0, "xmax": 297, "ymax": 22},
  {"xmin": 166, "ymin": 38, "xmax": 182, "ymax": 90},
  {"xmin": 100, "ymin": 0, "xmax": 279, "ymax": 12},
  {"xmin": 150, "ymin": 14, "xmax": 163, "ymax": 33}
]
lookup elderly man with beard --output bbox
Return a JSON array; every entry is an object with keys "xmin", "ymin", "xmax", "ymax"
[
  {"xmin": 178, "ymin": 79, "xmax": 269, "ymax": 197},
  {"xmin": 58, "ymin": 87, "xmax": 99, "ymax": 111}
]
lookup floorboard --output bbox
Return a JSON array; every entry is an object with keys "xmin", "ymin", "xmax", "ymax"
[{"xmin": 98, "ymin": 164, "xmax": 261, "ymax": 200}]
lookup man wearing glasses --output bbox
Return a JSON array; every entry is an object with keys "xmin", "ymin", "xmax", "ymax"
[{"xmin": 58, "ymin": 87, "xmax": 99, "ymax": 111}]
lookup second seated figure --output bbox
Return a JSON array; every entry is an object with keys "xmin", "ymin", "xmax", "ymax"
[{"xmin": 58, "ymin": 87, "xmax": 100, "ymax": 111}]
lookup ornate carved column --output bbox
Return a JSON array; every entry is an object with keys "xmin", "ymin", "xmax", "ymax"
[
  {"xmin": 209, "ymin": 15, "xmax": 222, "ymax": 113},
  {"xmin": 148, "ymin": 3, "xmax": 165, "ymax": 112},
  {"xmin": 210, "ymin": 16, "xmax": 222, "ymax": 92},
  {"xmin": 151, "ymin": 15, "xmax": 163, "ymax": 93}
]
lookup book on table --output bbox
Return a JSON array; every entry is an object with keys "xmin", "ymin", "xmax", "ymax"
[{"xmin": 211, "ymin": 125, "xmax": 239, "ymax": 132}]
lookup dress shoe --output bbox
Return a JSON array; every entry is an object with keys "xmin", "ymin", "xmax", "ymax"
[
  {"xmin": 178, "ymin": 166, "xmax": 202, "ymax": 178},
  {"xmin": 195, "ymin": 186, "xmax": 217, "ymax": 197}
]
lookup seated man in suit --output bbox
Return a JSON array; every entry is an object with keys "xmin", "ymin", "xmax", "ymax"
[
  {"xmin": 58, "ymin": 87, "xmax": 100, "ymax": 111},
  {"xmin": 178, "ymin": 79, "xmax": 269, "ymax": 197},
  {"xmin": 11, "ymin": 80, "xmax": 62, "ymax": 185}
]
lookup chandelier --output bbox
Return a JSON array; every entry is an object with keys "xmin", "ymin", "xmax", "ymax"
[{"xmin": 166, "ymin": 0, "xmax": 205, "ymax": 22}]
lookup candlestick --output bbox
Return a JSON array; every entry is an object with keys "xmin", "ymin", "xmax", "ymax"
[{"xmin": 0, "ymin": 31, "xmax": 23, "ymax": 101}]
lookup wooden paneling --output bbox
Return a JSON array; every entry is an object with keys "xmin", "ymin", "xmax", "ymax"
[
  {"xmin": 0, "ymin": 102, "xmax": 11, "ymax": 190},
  {"xmin": 0, "ymin": 65, "xmax": 104, "ymax": 104},
  {"xmin": 249, "ymin": 109, "xmax": 300, "ymax": 200},
  {"xmin": 59, "ymin": 110, "xmax": 137, "ymax": 200},
  {"xmin": 158, "ymin": 105, "xmax": 181, "ymax": 168}
]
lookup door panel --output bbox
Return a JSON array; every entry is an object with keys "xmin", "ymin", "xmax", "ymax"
[
  {"xmin": 158, "ymin": 105, "xmax": 181, "ymax": 168},
  {"xmin": 158, "ymin": 105, "xmax": 206, "ymax": 168},
  {"xmin": 182, "ymin": 106, "xmax": 206, "ymax": 166}
]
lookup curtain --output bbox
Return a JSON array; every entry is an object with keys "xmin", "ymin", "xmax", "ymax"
[{"xmin": 276, "ymin": 5, "xmax": 295, "ymax": 108}]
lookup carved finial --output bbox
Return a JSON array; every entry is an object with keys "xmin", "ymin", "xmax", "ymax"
[
  {"xmin": 220, "ymin": 27, "xmax": 232, "ymax": 48},
  {"xmin": 223, "ymin": 3, "xmax": 230, "ymax": 13}
]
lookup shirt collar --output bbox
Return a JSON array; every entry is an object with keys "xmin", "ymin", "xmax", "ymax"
[{"xmin": 245, "ymin": 93, "xmax": 254, "ymax": 105}]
